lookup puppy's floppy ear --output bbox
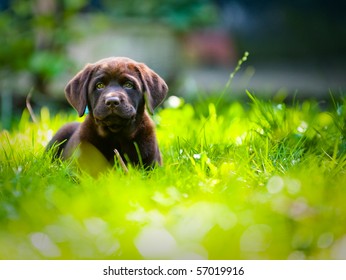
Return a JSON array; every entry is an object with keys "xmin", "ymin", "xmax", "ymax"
[
  {"xmin": 135, "ymin": 63, "xmax": 168, "ymax": 114},
  {"xmin": 65, "ymin": 64, "xmax": 94, "ymax": 117}
]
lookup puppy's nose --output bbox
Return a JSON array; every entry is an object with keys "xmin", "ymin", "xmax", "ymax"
[{"xmin": 105, "ymin": 96, "xmax": 121, "ymax": 107}]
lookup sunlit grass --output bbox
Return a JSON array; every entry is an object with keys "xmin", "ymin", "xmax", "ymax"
[{"xmin": 0, "ymin": 93, "xmax": 346, "ymax": 260}]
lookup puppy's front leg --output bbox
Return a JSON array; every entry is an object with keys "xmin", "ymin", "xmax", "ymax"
[{"xmin": 74, "ymin": 141, "xmax": 112, "ymax": 177}]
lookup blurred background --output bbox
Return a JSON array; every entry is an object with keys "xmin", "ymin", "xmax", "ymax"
[{"xmin": 1, "ymin": 0, "xmax": 346, "ymax": 129}]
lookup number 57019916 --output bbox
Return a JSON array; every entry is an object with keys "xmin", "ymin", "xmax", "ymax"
[{"xmin": 196, "ymin": 267, "xmax": 245, "ymax": 276}]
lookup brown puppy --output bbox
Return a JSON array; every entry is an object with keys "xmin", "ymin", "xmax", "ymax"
[{"xmin": 47, "ymin": 57, "xmax": 168, "ymax": 170}]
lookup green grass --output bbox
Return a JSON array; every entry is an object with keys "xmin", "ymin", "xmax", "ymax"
[{"xmin": 1, "ymin": 92, "xmax": 346, "ymax": 260}]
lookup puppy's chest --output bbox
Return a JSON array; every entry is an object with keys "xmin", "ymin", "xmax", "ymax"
[{"xmin": 93, "ymin": 136, "xmax": 138, "ymax": 163}]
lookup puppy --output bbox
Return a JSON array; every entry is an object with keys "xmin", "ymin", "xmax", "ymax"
[{"xmin": 47, "ymin": 57, "xmax": 168, "ymax": 171}]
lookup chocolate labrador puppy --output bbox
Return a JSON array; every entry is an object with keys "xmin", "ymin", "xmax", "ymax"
[{"xmin": 47, "ymin": 57, "xmax": 168, "ymax": 170}]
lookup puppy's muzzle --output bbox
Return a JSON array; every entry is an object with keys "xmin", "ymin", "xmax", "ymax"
[
  {"xmin": 105, "ymin": 96, "xmax": 121, "ymax": 108},
  {"xmin": 100, "ymin": 93, "xmax": 136, "ymax": 121}
]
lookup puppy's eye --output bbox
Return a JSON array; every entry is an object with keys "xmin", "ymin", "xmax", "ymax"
[
  {"xmin": 96, "ymin": 82, "xmax": 105, "ymax": 90},
  {"xmin": 123, "ymin": 81, "xmax": 134, "ymax": 89}
]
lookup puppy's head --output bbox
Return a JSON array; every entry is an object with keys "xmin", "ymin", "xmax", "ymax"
[{"xmin": 65, "ymin": 57, "xmax": 168, "ymax": 133}]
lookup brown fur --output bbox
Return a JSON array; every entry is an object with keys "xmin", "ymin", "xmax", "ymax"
[{"xmin": 46, "ymin": 57, "xmax": 168, "ymax": 169}]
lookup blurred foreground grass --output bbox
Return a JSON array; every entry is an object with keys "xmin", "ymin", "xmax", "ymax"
[{"xmin": 0, "ymin": 93, "xmax": 346, "ymax": 260}]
